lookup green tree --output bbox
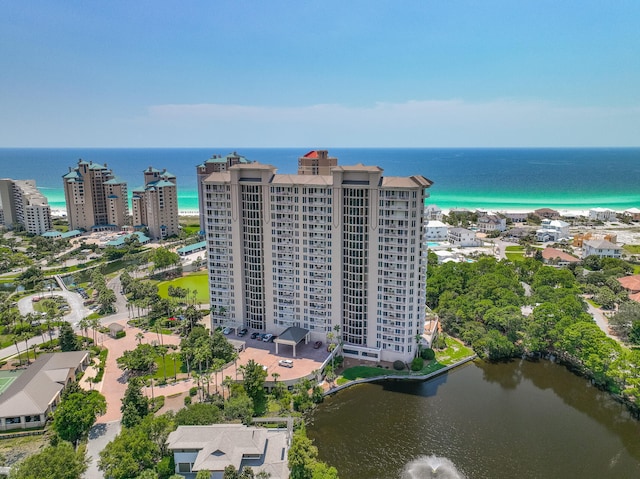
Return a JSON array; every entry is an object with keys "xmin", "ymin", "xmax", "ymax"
[
  {"xmin": 175, "ymin": 402, "xmax": 223, "ymax": 426},
  {"xmin": 241, "ymin": 359, "xmax": 268, "ymax": 414},
  {"xmin": 609, "ymin": 302, "xmax": 640, "ymax": 340},
  {"xmin": 98, "ymin": 426, "xmax": 158, "ymax": 479},
  {"xmin": 59, "ymin": 321, "xmax": 80, "ymax": 351},
  {"xmin": 151, "ymin": 247, "xmax": 180, "ymax": 271},
  {"xmin": 9, "ymin": 441, "xmax": 87, "ymax": 479},
  {"xmin": 196, "ymin": 471, "xmax": 212, "ymax": 479},
  {"xmin": 121, "ymin": 378, "xmax": 150, "ymax": 428},
  {"xmin": 288, "ymin": 427, "xmax": 339, "ymax": 479},
  {"xmin": 117, "ymin": 343, "xmax": 157, "ymax": 375},
  {"xmin": 52, "ymin": 385, "xmax": 106, "ymax": 445},
  {"xmin": 224, "ymin": 466, "xmax": 240, "ymax": 479}
]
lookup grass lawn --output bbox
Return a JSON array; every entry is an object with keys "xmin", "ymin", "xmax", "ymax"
[
  {"xmin": 157, "ymin": 272, "xmax": 209, "ymax": 303},
  {"xmin": 623, "ymin": 245, "xmax": 640, "ymax": 254},
  {"xmin": 151, "ymin": 354, "xmax": 184, "ymax": 380},
  {"xmin": 338, "ymin": 336, "xmax": 474, "ymax": 383},
  {"xmin": 504, "ymin": 245, "xmax": 526, "ymax": 262}
]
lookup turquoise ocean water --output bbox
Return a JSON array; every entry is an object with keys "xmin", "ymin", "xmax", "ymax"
[{"xmin": 1, "ymin": 148, "xmax": 639, "ymax": 213}]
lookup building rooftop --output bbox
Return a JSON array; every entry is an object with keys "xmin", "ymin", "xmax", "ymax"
[{"xmin": 0, "ymin": 351, "xmax": 89, "ymax": 417}]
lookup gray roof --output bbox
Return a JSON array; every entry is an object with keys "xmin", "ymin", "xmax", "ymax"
[
  {"xmin": 0, "ymin": 351, "xmax": 89, "ymax": 418},
  {"xmin": 584, "ymin": 239, "xmax": 621, "ymax": 250},
  {"xmin": 276, "ymin": 326, "xmax": 309, "ymax": 344},
  {"xmin": 167, "ymin": 424, "xmax": 289, "ymax": 478}
]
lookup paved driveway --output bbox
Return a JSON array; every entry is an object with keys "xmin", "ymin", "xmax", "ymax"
[
  {"xmin": 17, "ymin": 290, "xmax": 91, "ymax": 326},
  {"xmin": 84, "ymin": 420, "xmax": 121, "ymax": 479}
]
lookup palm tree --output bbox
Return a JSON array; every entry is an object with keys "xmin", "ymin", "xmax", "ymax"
[
  {"xmin": 170, "ymin": 351, "xmax": 180, "ymax": 381},
  {"xmin": 90, "ymin": 317, "xmax": 100, "ymax": 344},
  {"xmin": 136, "ymin": 332, "xmax": 144, "ymax": 345},
  {"xmin": 20, "ymin": 332, "xmax": 31, "ymax": 363},
  {"xmin": 79, "ymin": 317, "xmax": 90, "ymax": 348},
  {"xmin": 12, "ymin": 336, "xmax": 22, "ymax": 366}
]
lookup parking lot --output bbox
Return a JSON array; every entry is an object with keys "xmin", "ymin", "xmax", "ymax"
[{"xmin": 230, "ymin": 330, "xmax": 330, "ymax": 384}]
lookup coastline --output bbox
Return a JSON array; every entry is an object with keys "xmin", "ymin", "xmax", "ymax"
[{"xmin": 48, "ymin": 206, "xmax": 628, "ymax": 219}]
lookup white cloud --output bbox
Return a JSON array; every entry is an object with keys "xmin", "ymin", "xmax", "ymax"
[{"xmin": 134, "ymin": 99, "xmax": 640, "ymax": 147}]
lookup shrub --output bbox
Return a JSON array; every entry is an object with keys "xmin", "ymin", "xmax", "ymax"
[
  {"xmin": 115, "ymin": 330, "xmax": 126, "ymax": 339},
  {"xmin": 184, "ymin": 395, "xmax": 192, "ymax": 406},
  {"xmin": 421, "ymin": 348, "xmax": 436, "ymax": 360},
  {"xmin": 151, "ymin": 395, "xmax": 165, "ymax": 412},
  {"xmin": 411, "ymin": 357, "xmax": 424, "ymax": 371},
  {"xmin": 393, "ymin": 360, "xmax": 405, "ymax": 371},
  {"xmin": 189, "ymin": 387, "xmax": 198, "ymax": 397}
]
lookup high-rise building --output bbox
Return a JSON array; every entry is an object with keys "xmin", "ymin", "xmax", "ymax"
[
  {"xmin": 131, "ymin": 167, "xmax": 179, "ymax": 240},
  {"xmin": 62, "ymin": 160, "xmax": 128, "ymax": 231},
  {"xmin": 297, "ymin": 150, "xmax": 338, "ymax": 175},
  {"xmin": 196, "ymin": 152, "xmax": 252, "ymax": 234},
  {"xmin": 0, "ymin": 179, "xmax": 52, "ymax": 235},
  {"xmin": 203, "ymin": 155, "xmax": 432, "ymax": 363}
]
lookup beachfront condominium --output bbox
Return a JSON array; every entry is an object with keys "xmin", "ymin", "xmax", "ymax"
[
  {"xmin": 62, "ymin": 160, "xmax": 128, "ymax": 231},
  {"xmin": 196, "ymin": 152, "xmax": 252, "ymax": 234},
  {"xmin": 0, "ymin": 179, "xmax": 52, "ymax": 234},
  {"xmin": 297, "ymin": 149, "xmax": 338, "ymax": 175},
  {"xmin": 131, "ymin": 167, "xmax": 179, "ymax": 240},
  {"xmin": 203, "ymin": 154, "xmax": 432, "ymax": 363}
]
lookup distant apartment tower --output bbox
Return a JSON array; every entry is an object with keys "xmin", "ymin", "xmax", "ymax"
[
  {"xmin": 297, "ymin": 150, "xmax": 338, "ymax": 176},
  {"xmin": 196, "ymin": 152, "xmax": 252, "ymax": 234},
  {"xmin": 62, "ymin": 160, "xmax": 128, "ymax": 231},
  {"xmin": 203, "ymin": 156, "xmax": 432, "ymax": 363},
  {"xmin": 0, "ymin": 179, "xmax": 52, "ymax": 234},
  {"xmin": 131, "ymin": 167, "xmax": 179, "ymax": 240}
]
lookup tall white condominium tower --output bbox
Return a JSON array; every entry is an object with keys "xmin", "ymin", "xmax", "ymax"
[
  {"xmin": 203, "ymin": 155, "xmax": 432, "ymax": 363},
  {"xmin": 132, "ymin": 167, "xmax": 179, "ymax": 240},
  {"xmin": 62, "ymin": 160, "xmax": 128, "ymax": 231},
  {"xmin": 196, "ymin": 152, "xmax": 252, "ymax": 234},
  {"xmin": 0, "ymin": 179, "xmax": 52, "ymax": 234}
]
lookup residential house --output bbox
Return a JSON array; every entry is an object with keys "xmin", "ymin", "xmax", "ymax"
[
  {"xmin": 424, "ymin": 204, "xmax": 443, "ymax": 221},
  {"xmin": 617, "ymin": 275, "xmax": 640, "ymax": 303},
  {"xmin": 0, "ymin": 351, "xmax": 89, "ymax": 431},
  {"xmin": 504, "ymin": 212, "xmax": 529, "ymax": 223},
  {"xmin": 623, "ymin": 208, "xmax": 640, "ymax": 221},
  {"xmin": 541, "ymin": 247, "xmax": 580, "ymax": 267},
  {"xmin": 534, "ymin": 208, "xmax": 560, "ymax": 219},
  {"xmin": 448, "ymin": 227, "xmax": 482, "ymax": 247},
  {"xmin": 424, "ymin": 220, "xmax": 449, "ymax": 242},
  {"xmin": 535, "ymin": 219, "xmax": 570, "ymax": 242},
  {"xmin": 582, "ymin": 239, "xmax": 622, "ymax": 259},
  {"xmin": 477, "ymin": 214, "xmax": 507, "ymax": 233},
  {"xmin": 167, "ymin": 424, "xmax": 290, "ymax": 479},
  {"xmin": 588, "ymin": 207, "xmax": 617, "ymax": 222}
]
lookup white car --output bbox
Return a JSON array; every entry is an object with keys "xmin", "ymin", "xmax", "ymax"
[
  {"xmin": 262, "ymin": 333, "xmax": 274, "ymax": 342},
  {"xmin": 222, "ymin": 327, "xmax": 232, "ymax": 335},
  {"xmin": 278, "ymin": 359, "xmax": 293, "ymax": 368}
]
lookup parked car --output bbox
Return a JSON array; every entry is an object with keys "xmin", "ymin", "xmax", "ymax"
[
  {"xmin": 313, "ymin": 341, "xmax": 323, "ymax": 349},
  {"xmin": 238, "ymin": 328, "xmax": 248, "ymax": 337},
  {"xmin": 262, "ymin": 333, "xmax": 274, "ymax": 342},
  {"xmin": 278, "ymin": 359, "xmax": 294, "ymax": 368},
  {"xmin": 250, "ymin": 332, "xmax": 260, "ymax": 339},
  {"xmin": 222, "ymin": 327, "xmax": 232, "ymax": 335}
]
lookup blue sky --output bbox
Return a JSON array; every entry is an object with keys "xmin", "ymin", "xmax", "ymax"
[{"xmin": 1, "ymin": 1, "xmax": 639, "ymax": 147}]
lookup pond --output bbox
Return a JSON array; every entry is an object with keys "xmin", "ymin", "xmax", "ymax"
[{"xmin": 309, "ymin": 359, "xmax": 640, "ymax": 479}]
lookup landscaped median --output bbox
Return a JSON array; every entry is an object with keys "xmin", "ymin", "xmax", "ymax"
[{"xmin": 327, "ymin": 336, "xmax": 476, "ymax": 394}]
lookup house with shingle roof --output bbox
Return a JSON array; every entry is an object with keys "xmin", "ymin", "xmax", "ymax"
[
  {"xmin": 617, "ymin": 275, "xmax": 640, "ymax": 303},
  {"xmin": 0, "ymin": 351, "xmax": 89, "ymax": 431},
  {"xmin": 582, "ymin": 239, "xmax": 622, "ymax": 259},
  {"xmin": 167, "ymin": 424, "xmax": 290, "ymax": 479},
  {"xmin": 541, "ymin": 247, "xmax": 580, "ymax": 267}
]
